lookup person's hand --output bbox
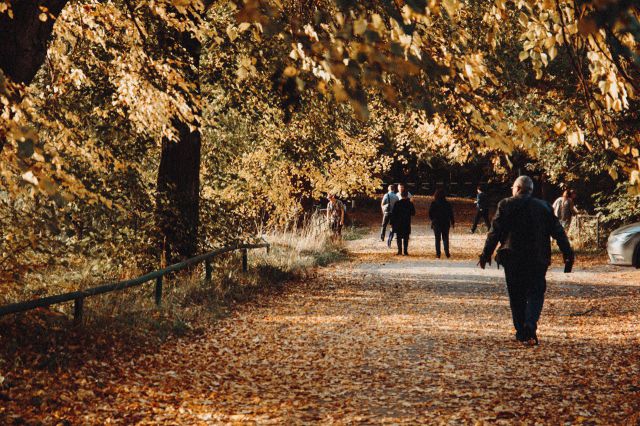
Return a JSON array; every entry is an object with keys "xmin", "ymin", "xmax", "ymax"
[
  {"xmin": 563, "ymin": 252, "xmax": 575, "ymax": 264},
  {"xmin": 477, "ymin": 255, "xmax": 491, "ymax": 269}
]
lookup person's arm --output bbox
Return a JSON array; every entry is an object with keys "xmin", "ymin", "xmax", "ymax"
[
  {"xmin": 480, "ymin": 199, "xmax": 507, "ymax": 266},
  {"xmin": 428, "ymin": 203, "xmax": 435, "ymax": 221},
  {"xmin": 550, "ymin": 209, "xmax": 574, "ymax": 260},
  {"xmin": 571, "ymin": 200, "xmax": 579, "ymax": 215},
  {"xmin": 552, "ymin": 198, "xmax": 560, "ymax": 217},
  {"xmin": 381, "ymin": 194, "xmax": 388, "ymax": 210},
  {"xmin": 410, "ymin": 201, "xmax": 416, "ymax": 216},
  {"xmin": 449, "ymin": 203, "xmax": 455, "ymax": 228}
]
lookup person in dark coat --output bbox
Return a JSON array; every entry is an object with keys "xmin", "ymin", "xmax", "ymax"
[
  {"xmin": 390, "ymin": 191, "xmax": 415, "ymax": 256},
  {"xmin": 429, "ymin": 189, "xmax": 455, "ymax": 258},
  {"xmin": 479, "ymin": 175, "xmax": 574, "ymax": 346},
  {"xmin": 471, "ymin": 185, "xmax": 491, "ymax": 233}
]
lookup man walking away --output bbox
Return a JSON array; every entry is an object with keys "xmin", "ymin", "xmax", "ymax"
[
  {"xmin": 380, "ymin": 184, "xmax": 399, "ymax": 242},
  {"xmin": 552, "ymin": 189, "xmax": 579, "ymax": 230},
  {"xmin": 390, "ymin": 190, "xmax": 415, "ymax": 256},
  {"xmin": 471, "ymin": 185, "xmax": 491, "ymax": 233},
  {"xmin": 429, "ymin": 189, "xmax": 455, "ymax": 258},
  {"xmin": 478, "ymin": 176, "xmax": 574, "ymax": 346},
  {"xmin": 326, "ymin": 194, "xmax": 345, "ymax": 240}
]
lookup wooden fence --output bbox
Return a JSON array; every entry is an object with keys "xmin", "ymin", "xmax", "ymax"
[{"xmin": 0, "ymin": 242, "xmax": 270, "ymax": 325}]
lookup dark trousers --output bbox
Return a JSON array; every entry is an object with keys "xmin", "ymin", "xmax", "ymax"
[
  {"xmin": 471, "ymin": 208, "xmax": 490, "ymax": 232},
  {"xmin": 330, "ymin": 221, "xmax": 342, "ymax": 237},
  {"xmin": 433, "ymin": 226, "xmax": 450, "ymax": 257},
  {"xmin": 504, "ymin": 262, "xmax": 548, "ymax": 335},
  {"xmin": 396, "ymin": 233, "xmax": 409, "ymax": 254},
  {"xmin": 380, "ymin": 213, "xmax": 391, "ymax": 239}
]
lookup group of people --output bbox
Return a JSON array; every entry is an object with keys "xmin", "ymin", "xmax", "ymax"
[
  {"xmin": 377, "ymin": 178, "xmax": 576, "ymax": 346},
  {"xmin": 380, "ymin": 184, "xmax": 455, "ymax": 257},
  {"xmin": 327, "ymin": 177, "xmax": 577, "ymax": 346}
]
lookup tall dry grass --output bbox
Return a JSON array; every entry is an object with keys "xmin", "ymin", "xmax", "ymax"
[{"xmin": 1, "ymin": 216, "xmax": 347, "ymax": 337}]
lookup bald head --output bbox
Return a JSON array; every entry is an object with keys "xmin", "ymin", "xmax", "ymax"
[{"xmin": 512, "ymin": 175, "xmax": 534, "ymax": 196}]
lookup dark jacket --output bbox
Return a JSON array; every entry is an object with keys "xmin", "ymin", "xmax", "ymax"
[
  {"xmin": 429, "ymin": 199, "xmax": 455, "ymax": 229},
  {"xmin": 390, "ymin": 198, "xmax": 416, "ymax": 236},
  {"xmin": 476, "ymin": 192, "xmax": 489, "ymax": 210},
  {"xmin": 481, "ymin": 195, "xmax": 573, "ymax": 266}
]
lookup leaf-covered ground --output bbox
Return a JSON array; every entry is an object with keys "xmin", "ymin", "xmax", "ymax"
[{"xmin": 2, "ymin": 204, "xmax": 640, "ymax": 424}]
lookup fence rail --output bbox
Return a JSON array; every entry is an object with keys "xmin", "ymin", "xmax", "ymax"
[{"xmin": 0, "ymin": 241, "xmax": 270, "ymax": 324}]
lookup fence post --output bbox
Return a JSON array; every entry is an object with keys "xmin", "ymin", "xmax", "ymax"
[
  {"xmin": 73, "ymin": 297, "xmax": 84, "ymax": 326},
  {"xmin": 155, "ymin": 276, "xmax": 163, "ymax": 306},
  {"xmin": 205, "ymin": 261, "xmax": 212, "ymax": 282},
  {"xmin": 242, "ymin": 249, "xmax": 248, "ymax": 272}
]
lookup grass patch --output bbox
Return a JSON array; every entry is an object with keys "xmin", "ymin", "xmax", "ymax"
[
  {"xmin": 343, "ymin": 225, "xmax": 368, "ymax": 241},
  {"xmin": 0, "ymin": 218, "xmax": 345, "ymax": 349}
]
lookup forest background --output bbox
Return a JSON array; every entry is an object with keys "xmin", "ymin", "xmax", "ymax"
[{"xmin": 0, "ymin": 0, "xmax": 639, "ymax": 305}]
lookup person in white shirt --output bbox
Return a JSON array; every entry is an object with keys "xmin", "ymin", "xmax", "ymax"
[
  {"xmin": 552, "ymin": 190, "xmax": 579, "ymax": 229},
  {"xmin": 380, "ymin": 184, "xmax": 398, "ymax": 242}
]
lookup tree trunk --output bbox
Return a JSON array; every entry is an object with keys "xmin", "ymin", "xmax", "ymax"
[
  {"xmin": 1, "ymin": 1, "xmax": 206, "ymax": 263},
  {"xmin": 0, "ymin": 0, "xmax": 69, "ymax": 153},
  {"xmin": 156, "ymin": 121, "xmax": 201, "ymax": 263},
  {"xmin": 156, "ymin": 32, "xmax": 202, "ymax": 264},
  {"xmin": 0, "ymin": 0, "xmax": 68, "ymax": 84}
]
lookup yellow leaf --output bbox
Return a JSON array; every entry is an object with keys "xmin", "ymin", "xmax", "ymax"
[
  {"xmin": 353, "ymin": 17, "xmax": 367, "ymax": 36},
  {"xmin": 553, "ymin": 121, "xmax": 567, "ymax": 135}
]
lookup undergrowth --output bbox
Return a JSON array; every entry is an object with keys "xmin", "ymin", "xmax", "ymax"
[{"xmin": 0, "ymin": 222, "xmax": 346, "ymax": 347}]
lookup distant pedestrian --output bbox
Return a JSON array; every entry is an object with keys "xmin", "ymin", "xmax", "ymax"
[
  {"xmin": 326, "ymin": 194, "xmax": 345, "ymax": 240},
  {"xmin": 552, "ymin": 189, "xmax": 579, "ymax": 229},
  {"xmin": 380, "ymin": 184, "xmax": 399, "ymax": 242},
  {"xmin": 387, "ymin": 183, "xmax": 411, "ymax": 247},
  {"xmin": 429, "ymin": 189, "xmax": 455, "ymax": 258},
  {"xmin": 479, "ymin": 176, "xmax": 574, "ymax": 346},
  {"xmin": 390, "ymin": 190, "xmax": 415, "ymax": 256},
  {"xmin": 398, "ymin": 183, "xmax": 412, "ymax": 199},
  {"xmin": 471, "ymin": 185, "xmax": 491, "ymax": 233}
]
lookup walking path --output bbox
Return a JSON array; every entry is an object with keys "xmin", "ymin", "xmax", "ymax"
[{"xmin": 3, "ymin": 214, "xmax": 640, "ymax": 424}]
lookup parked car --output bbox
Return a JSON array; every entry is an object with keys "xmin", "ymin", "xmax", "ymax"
[{"xmin": 607, "ymin": 222, "xmax": 640, "ymax": 267}]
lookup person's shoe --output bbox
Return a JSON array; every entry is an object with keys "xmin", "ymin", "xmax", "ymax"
[
  {"xmin": 521, "ymin": 326, "xmax": 539, "ymax": 346},
  {"xmin": 469, "ymin": 229, "xmax": 476, "ymax": 234},
  {"xmin": 381, "ymin": 235, "xmax": 385, "ymax": 242},
  {"xmin": 403, "ymin": 252, "xmax": 409, "ymax": 256},
  {"xmin": 436, "ymin": 253, "xmax": 441, "ymax": 259},
  {"xmin": 515, "ymin": 330, "xmax": 526, "ymax": 342},
  {"xmin": 445, "ymin": 252, "xmax": 451, "ymax": 258},
  {"xmin": 387, "ymin": 238, "xmax": 392, "ymax": 248},
  {"xmin": 525, "ymin": 335, "xmax": 539, "ymax": 346},
  {"xmin": 396, "ymin": 251, "xmax": 402, "ymax": 256}
]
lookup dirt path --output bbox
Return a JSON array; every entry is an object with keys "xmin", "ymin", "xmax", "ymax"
[{"xmin": 3, "ymin": 208, "xmax": 640, "ymax": 424}]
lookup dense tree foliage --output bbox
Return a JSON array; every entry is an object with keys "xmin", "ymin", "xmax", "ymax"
[{"xmin": 0, "ymin": 0, "xmax": 638, "ymax": 299}]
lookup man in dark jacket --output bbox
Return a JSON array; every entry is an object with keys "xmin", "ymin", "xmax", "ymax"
[
  {"xmin": 429, "ymin": 189, "xmax": 455, "ymax": 258},
  {"xmin": 478, "ymin": 176, "xmax": 574, "ymax": 346},
  {"xmin": 390, "ymin": 191, "xmax": 415, "ymax": 256},
  {"xmin": 471, "ymin": 185, "xmax": 491, "ymax": 233}
]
